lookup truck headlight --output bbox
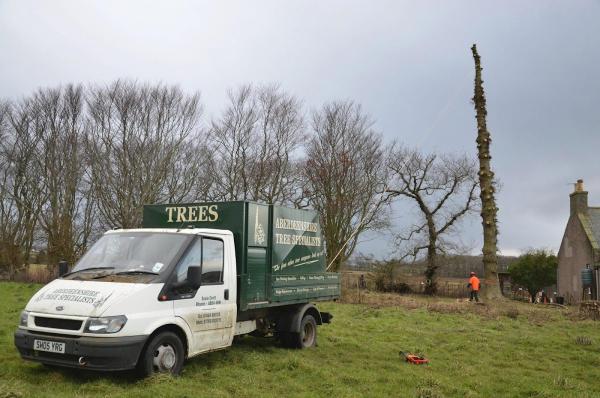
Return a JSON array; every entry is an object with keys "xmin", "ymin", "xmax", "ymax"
[
  {"xmin": 84, "ymin": 315, "xmax": 127, "ymax": 334},
  {"xmin": 19, "ymin": 310, "xmax": 29, "ymax": 327}
]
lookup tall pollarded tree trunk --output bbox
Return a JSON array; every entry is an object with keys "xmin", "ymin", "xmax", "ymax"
[{"xmin": 471, "ymin": 44, "xmax": 503, "ymax": 300}]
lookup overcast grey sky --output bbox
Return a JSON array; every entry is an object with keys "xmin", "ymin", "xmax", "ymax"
[{"xmin": 1, "ymin": 0, "xmax": 599, "ymax": 258}]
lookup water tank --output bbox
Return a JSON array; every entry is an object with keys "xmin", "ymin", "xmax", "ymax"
[{"xmin": 581, "ymin": 267, "xmax": 594, "ymax": 287}]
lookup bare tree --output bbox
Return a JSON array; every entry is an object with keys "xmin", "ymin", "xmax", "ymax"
[
  {"xmin": 207, "ymin": 85, "xmax": 256, "ymax": 201},
  {"xmin": 386, "ymin": 146, "xmax": 478, "ymax": 294},
  {"xmin": 163, "ymin": 137, "xmax": 214, "ymax": 203},
  {"xmin": 208, "ymin": 84, "xmax": 306, "ymax": 205},
  {"xmin": 0, "ymin": 99, "xmax": 45, "ymax": 276},
  {"xmin": 472, "ymin": 44, "xmax": 502, "ymax": 300},
  {"xmin": 86, "ymin": 80, "xmax": 205, "ymax": 229},
  {"xmin": 0, "ymin": 101, "xmax": 10, "ymax": 270},
  {"xmin": 0, "ymin": 101, "xmax": 8, "ymax": 179},
  {"xmin": 305, "ymin": 101, "xmax": 387, "ymax": 272},
  {"xmin": 33, "ymin": 85, "xmax": 95, "ymax": 266},
  {"xmin": 250, "ymin": 84, "xmax": 306, "ymax": 204},
  {"xmin": 0, "ymin": 101, "xmax": 7, "ymax": 141}
]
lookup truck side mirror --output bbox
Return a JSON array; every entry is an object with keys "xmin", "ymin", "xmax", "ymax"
[
  {"xmin": 187, "ymin": 266, "xmax": 202, "ymax": 289},
  {"xmin": 58, "ymin": 260, "xmax": 69, "ymax": 277}
]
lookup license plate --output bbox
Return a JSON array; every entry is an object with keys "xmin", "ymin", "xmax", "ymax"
[{"xmin": 34, "ymin": 339, "xmax": 65, "ymax": 354}]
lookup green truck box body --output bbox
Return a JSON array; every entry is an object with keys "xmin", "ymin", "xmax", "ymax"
[{"xmin": 142, "ymin": 201, "xmax": 340, "ymax": 311}]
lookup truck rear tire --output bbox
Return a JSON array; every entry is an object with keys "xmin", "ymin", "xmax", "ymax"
[
  {"xmin": 137, "ymin": 331, "xmax": 185, "ymax": 377},
  {"xmin": 284, "ymin": 314, "xmax": 317, "ymax": 349}
]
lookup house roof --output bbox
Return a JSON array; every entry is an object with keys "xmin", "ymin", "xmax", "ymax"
[{"xmin": 578, "ymin": 209, "xmax": 600, "ymax": 251}]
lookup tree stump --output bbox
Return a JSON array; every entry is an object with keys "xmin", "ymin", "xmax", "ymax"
[{"xmin": 579, "ymin": 301, "xmax": 600, "ymax": 320}]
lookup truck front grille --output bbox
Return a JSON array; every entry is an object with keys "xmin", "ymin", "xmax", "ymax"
[{"xmin": 34, "ymin": 317, "xmax": 82, "ymax": 330}]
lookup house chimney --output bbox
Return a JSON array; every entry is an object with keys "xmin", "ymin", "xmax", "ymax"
[{"xmin": 570, "ymin": 179, "xmax": 588, "ymax": 216}]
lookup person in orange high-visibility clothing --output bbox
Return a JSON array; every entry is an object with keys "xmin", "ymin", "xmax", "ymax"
[{"xmin": 468, "ymin": 272, "xmax": 480, "ymax": 302}]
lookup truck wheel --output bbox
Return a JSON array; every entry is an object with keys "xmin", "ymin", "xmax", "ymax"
[
  {"xmin": 299, "ymin": 314, "xmax": 317, "ymax": 348},
  {"xmin": 137, "ymin": 331, "xmax": 184, "ymax": 377},
  {"xmin": 285, "ymin": 314, "xmax": 317, "ymax": 349}
]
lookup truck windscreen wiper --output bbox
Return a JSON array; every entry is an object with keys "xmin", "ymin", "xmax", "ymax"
[
  {"xmin": 63, "ymin": 267, "xmax": 115, "ymax": 277},
  {"xmin": 114, "ymin": 270, "xmax": 159, "ymax": 275}
]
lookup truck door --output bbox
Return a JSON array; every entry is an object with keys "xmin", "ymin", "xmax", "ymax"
[
  {"xmin": 172, "ymin": 235, "xmax": 235, "ymax": 354},
  {"xmin": 246, "ymin": 203, "xmax": 269, "ymax": 305}
]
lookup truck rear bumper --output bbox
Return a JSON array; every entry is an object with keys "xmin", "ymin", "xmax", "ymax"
[{"xmin": 14, "ymin": 329, "xmax": 147, "ymax": 371}]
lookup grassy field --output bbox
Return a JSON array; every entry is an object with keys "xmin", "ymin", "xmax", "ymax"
[{"xmin": 1, "ymin": 282, "xmax": 599, "ymax": 398}]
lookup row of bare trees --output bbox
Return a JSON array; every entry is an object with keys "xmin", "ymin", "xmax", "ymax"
[
  {"xmin": 1, "ymin": 79, "xmax": 482, "ymax": 292},
  {"xmin": 0, "ymin": 82, "xmax": 208, "ymax": 274}
]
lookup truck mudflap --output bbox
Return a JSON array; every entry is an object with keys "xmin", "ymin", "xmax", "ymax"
[
  {"xmin": 14, "ymin": 329, "xmax": 147, "ymax": 371},
  {"xmin": 320, "ymin": 312, "xmax": 333, "ymax": 324}
]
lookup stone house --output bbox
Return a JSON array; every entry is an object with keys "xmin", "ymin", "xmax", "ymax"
[{"xmin": 557, "ymin": 179, "xmax": 600, "ymax": 302}]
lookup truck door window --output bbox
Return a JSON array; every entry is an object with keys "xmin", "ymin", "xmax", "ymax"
[
  {"xmin": 201, "ymin": 238, "xmax": 224, "ymax": 284},
  {"xmin": 174, "ymin": 238, "xmax": 202, "ymax": 284}
]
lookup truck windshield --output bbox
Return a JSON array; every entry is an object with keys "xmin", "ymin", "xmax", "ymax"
[{"xmin": 71, "ymin": 232, "xmax": 189, "ymax": 276}]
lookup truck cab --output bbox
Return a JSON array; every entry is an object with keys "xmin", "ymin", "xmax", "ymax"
[{"xmin": 15, "ymin": 202, "xmax": 339, "ymax": 376}]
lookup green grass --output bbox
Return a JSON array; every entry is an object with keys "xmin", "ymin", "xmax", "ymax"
[{"xmin": 1, "ymin": 282, "xmax": 599, "ymax": 397}]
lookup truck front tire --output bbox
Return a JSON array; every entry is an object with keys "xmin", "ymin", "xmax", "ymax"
[{"xmin": 137, "ymin": 331, "xmax": 185, "ymax": 377}]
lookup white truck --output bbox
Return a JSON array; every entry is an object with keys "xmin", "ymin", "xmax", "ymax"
[{"xmin": 14, "ymin": 201, "xmax": 340, "ymax": 375}]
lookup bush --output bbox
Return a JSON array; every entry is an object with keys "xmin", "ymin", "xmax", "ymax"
[
  {"xmin": 509, "ymin": 250, "xmax": 557, "ymax": 302},
  {"xmin": 389, "ymin": 282, "xmax": 412, "ymax": 294},
  {"xmin": 370, "ymin": 261, "xmax": 395, "ymax": 292},
  {"xmin": 368, "ymin": 260, "xmax": 414, "ymax": 294}
]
